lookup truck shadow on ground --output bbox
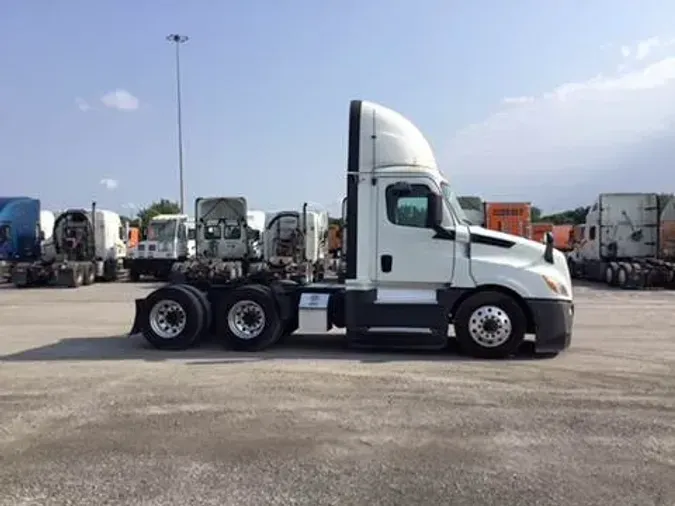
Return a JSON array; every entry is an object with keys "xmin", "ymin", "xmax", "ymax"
[{"xmin": 0, "ymin": 334, "xmax": 554, "ymax": 364}]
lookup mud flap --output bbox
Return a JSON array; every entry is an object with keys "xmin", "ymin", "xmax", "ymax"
[{"xmin": 129, "ymin": 298, "xmax": 148, "ymax": 336}]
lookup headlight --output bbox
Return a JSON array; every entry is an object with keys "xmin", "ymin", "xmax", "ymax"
[{"xmin": 542, "ymin": 274, "xmax": 570, "ymax": 297}]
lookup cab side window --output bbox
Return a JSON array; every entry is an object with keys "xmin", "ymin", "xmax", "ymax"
[
  {"xmin": 386, "ymin": 183, "xmax": 431, "ymax": 228},
  {"xmin": 187, "ymin": 227, "xmax": 196, "ymax": 241},
  {"xmin": 589, "ymin": 226, "xmax": 596, "ymax": 240}
]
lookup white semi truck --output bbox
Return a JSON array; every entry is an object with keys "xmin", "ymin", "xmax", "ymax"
[
  {"xmin": 170, "ymin": 197, "xmax": 267, "ymax": 283},
  {"xmin": 567, "ymin": 193, "xmax": 675, "ymax": 289},
  {"xmin": 264, "ymin": 204, "xmax": 329, "ymax": 282},
  {"xmin": 128, "ymin": 214, "xmax": 195, "ymax": 281},
  {"xmin": 130, "ymin": 100, "xmax": 574, "ymax": 359},
  {"xmin": 12, "ymin": 202, "xmax": 129, "ymax": 287}
]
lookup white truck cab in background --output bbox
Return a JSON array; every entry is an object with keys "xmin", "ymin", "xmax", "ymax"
[{"xmin": 129, "ymin": 214, "xmax": 195, "ymax": 281}]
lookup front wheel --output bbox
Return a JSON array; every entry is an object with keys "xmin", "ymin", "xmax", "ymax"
[{"xmin": 453, "ymin": 291, "xmax": 526, "ymax": 359}]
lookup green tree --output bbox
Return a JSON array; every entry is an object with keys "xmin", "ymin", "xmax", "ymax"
[
  {"xmin": 531, "ymin": 206, "xmax": 542, "ymax": 222},
  {"xmin": 136, "ymin": 199, "xmax": 181, "ymax": 227},
  {"xmin": 537, "ymin": 206, "xmax": 589, "ymax": 225}
]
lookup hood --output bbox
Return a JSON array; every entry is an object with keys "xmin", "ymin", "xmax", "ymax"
[
  {"xmin": 468, "ymin": 225, "xmax": 548, "ymax": 267},
  {"xmin": 469, "ymin": 225, "xmax": 543, "ymax": 250}
]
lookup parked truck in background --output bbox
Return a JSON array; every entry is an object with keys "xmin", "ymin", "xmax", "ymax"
[
  {"xmin": 170, "ymin": 198, "xmax": 265, "ymax": 283},
  {"xmin": 458, "ymin": 198, "xmax": 532, "ymax": 239},
  {"xmin": 567, "ymin": 193, "xmax": 675, "ymax": 289},
  {"xmin": 128, "ymin": 214, "xmax": 195, "ymax": 281},
  {"xmin": 264, "ymin": 204, "xmax": 329, "ymax": 282},
  {"xmin": 11, "ymin": 202, "xmax": 129, "ymax": 288},
  {"xmin": 0, "ymin": 197, "xmax": 42, "ymax": 281},
  {"xmin": 129, "ymin": 99, "xmax": 574, "ymax": 359}
]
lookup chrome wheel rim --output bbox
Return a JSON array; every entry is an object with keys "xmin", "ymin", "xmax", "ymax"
[
  {"xmin": 149, "ymin": 300, "xmax": 187, "ymax": 339},
  {"xmin": 228, "ymin": 300, "xmax": 265, "ymax": 340},
  {"xmin": 468, "ymin": 305, "xmax": 512, "ymax": 348}
]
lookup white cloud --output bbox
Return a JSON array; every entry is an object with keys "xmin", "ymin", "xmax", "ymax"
[
  {"xmin": 75, "ymin": 97, "xmax": 91, "ymax": 112},
  {"xmin": 100, "ymin": 178, "xmax": 119, "ymax": 190},
  {"xmin": 635, "ymin": 37, "xmax": 661, "ymax": 60},
  {"xmin": 445, "ymin": 52, "xmax": 675, "ymax": 209},
  {"xmin": 100, "ymin": 89, "xmax": 139, "ymax": 111},
  {"xmin": 122, "ymin": 202, "xmax": 138, "ymax": 210},
  {"xmin": 619, "ymin": 36, "xmax": 675, "ymax": 61},
  {"xmin": 502, "ymin": 96, "xmax": 535, "ymax": 105}
]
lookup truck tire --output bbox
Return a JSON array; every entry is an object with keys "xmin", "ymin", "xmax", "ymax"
[
  {"xmin": 83, "ymin": 264, "xmax": 95, "ymax": 285},
  {"xmin": 453, "ymin": 291, "xmax": 526, "ymax": 359},
  {"xmin": 604, "ymin": 263, "xmax": 616, "ymax": 286},
  {"xmin": 141, "ymin": 285, "xmax": 205, "ymax": 350},
  {"xmin": 616, "ymin": 263, "xmax": 629, "ymax": 289},
  {"xmin": 179, "ymin": 284, "xmax": 213, "ymax": 335},
  {"xmin": 68, "ymin": 267, "xmax": 84, "ymax": 288},
  {"xmin": 215, "ymin": 284, "xmax": 283, "ymax": 351}
]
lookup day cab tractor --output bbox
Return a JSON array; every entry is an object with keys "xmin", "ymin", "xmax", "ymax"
[
  {"xmin": 130, "ymin": 100, "xmax": 574, "ymax": 359},
  {"xmin": 169, "ymin": 197, "xmax": 265, "ymax": 284},
  {"xmin": 567, "ymin": 193, "xmax": 675, "ymax": 289},
  {"xmin": 264, "ymin": 203, "xmax": 329, "ymax": 282},
  {"xmin": 128, "ymin": 214, "xmax": 195, "ymax": 281},
  {"xmin": 12, "ymin": 202, "xmax": 128, "ymax": 288}
]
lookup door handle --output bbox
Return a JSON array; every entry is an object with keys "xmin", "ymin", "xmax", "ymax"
[{"xmin": 380, "ymin": 254, "xmax": 392, "ymax": 273}]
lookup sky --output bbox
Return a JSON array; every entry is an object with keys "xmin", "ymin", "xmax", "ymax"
[{"xmin": 2, "ymin": 0, "xmax": 675, "ymax": 217}]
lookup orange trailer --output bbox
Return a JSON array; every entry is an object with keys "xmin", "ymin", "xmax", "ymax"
[
  {"xmin": 551, "ymin": 224, "xmax": 573, "ymax": 251},
  {"xmin": 532, "ymin": 222, "xmax": 554, "ymax": 243},
  {"xmin": 483, "ymin": 202, "xmax": 532, "ymax": 239}
]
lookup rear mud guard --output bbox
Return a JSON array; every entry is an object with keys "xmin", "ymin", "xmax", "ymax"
[{"xmin": 129, "ymin": 298, "xmax": 148, "ymax": 336}]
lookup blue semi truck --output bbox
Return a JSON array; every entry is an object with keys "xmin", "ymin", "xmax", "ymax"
[{"xmin": 0, "ymin": 197, "xmax": 42, "ymax": 281}]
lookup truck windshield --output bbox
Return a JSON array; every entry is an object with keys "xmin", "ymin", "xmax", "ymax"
[
  {"xmin": 147, "ymin": 220, "xmax": 177, "ymax": 242},
  {"xmin": 441, "ymin": 182, "xmax": 471, "ymax": 225}
]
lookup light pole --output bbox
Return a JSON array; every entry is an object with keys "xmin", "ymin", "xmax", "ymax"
[{"xmin": 166, "ymin": 34, "xmax": 189, "ymax": 214}]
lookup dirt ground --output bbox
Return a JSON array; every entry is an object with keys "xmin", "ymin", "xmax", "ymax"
[{"xmin": 0, "ymin": 282, "xmax": 674, "ymax": 506}]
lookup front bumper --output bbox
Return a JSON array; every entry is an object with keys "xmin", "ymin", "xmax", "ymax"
[{"xmin": 528, "ymin": 298, "xmax": 574, "ymax": 354}]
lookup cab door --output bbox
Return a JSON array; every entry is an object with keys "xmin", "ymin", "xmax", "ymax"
[{"xmin": 374, "ymin": 176, "xmax": 455, "ymax": 294}]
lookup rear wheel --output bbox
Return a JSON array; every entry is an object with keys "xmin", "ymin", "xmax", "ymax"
[
  {"xmin": 141, "ymin": 285, "xmax": 205, "ymax": 350},
  {"xmin": 616, "ymin": 263, "xmax": 629, "ymax": 289},
  {"xmin": 83, "ymin": 264, "xmax": 95, "ymax": 285},
  {"xmin": 454, "ymin": 291, "xmax": 526, "ymax": 359},
  {"xmin": 179, "ymin": 284, "xmax": 213, "ymax": 334},
  {"xmin": 215, "ymin": 285, "xmax": 282, "ymax": 351},
  {"xmin": 604, "ymin": 264, "xmax": 616, "ymax": 286},
  {"xmin": 68, "ymin": 267, "xmax": 84, "ymax": 288}
]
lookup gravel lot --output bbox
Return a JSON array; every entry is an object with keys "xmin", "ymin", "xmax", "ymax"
[{"xmin": 0, "ymin": 282, "xmax": 674, "ymax": 506}]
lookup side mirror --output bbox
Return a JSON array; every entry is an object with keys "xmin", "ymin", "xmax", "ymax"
[
  {"xmin": 544, "ymin": 231, "xmax": 554, "ymax": 263},
  {"xmin": 427, "ymin": 194, "xmax": 444, "ymax": 228}
]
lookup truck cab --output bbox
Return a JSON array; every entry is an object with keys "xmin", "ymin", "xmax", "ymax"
[
  {"xmin": 566, "ymin": 193, "xmax": 672, "ymax": 287},
  {"xmin": 130, "ymin": 214, "xmax": 195, "ymax": 281}
]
